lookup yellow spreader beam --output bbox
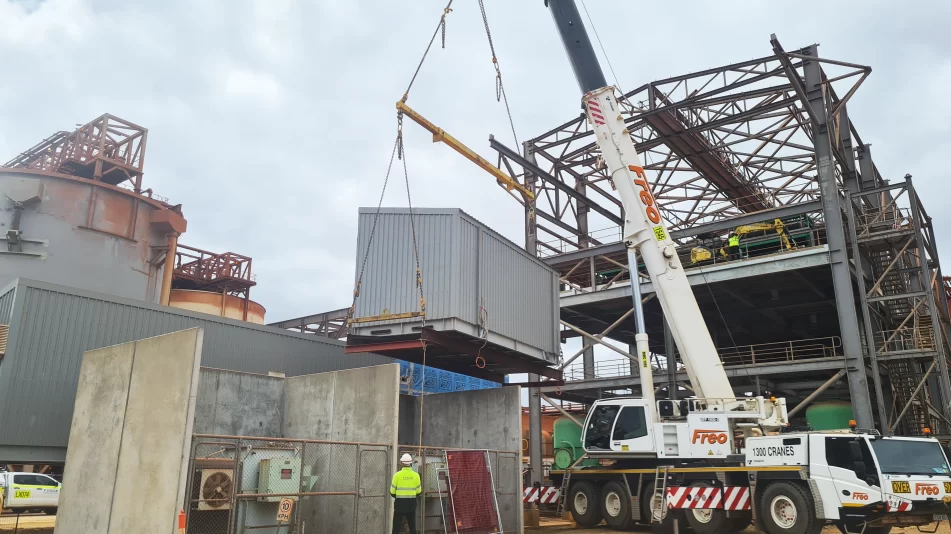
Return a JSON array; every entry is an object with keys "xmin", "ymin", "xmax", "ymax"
[{"xmin": 396, "ymin": 100, "xmax": 534, "ymax": 201}]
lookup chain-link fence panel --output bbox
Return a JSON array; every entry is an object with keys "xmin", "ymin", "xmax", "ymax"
[{"xmin": 185, "ymin": 435, "xmax": 392, "ymax": 534}]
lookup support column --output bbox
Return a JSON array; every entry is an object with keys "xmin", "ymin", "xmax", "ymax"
[
  {"xmin": 802, "ymin": 45, "xmax": 874, "ymax": 428},
  {"xmin": 629, "ymin": 344, "xmax": 638, "ymax": 376},
  {"xmin": 159, "ymin": 233, "xmax": 178, "ymax": 306},
  {"xmin": 907, "ymin": 177, "xmax": 951, "ymax": 419},
  {"xmin": 583, "ymin": 346, "xmax": 595, "ymax": 379},
  {"xmin": 845, "ymin": 199, "xmax": 890, "ymax": 432},
  {"xmin": 523, "ymin": 140, "xmax": 543, "ymax": 487}
]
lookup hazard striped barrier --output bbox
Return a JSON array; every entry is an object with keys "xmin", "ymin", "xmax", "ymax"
[
  {"xmin": 886, "ymin": 495, "xmax": 913, "ymax": 513},
  {"xmin": 666, "ymin": 486, "xmax": 750, "ymax": 510},
  {"xmin": 523, "ymin": 486, "xmax": 561, "ymax": 504}
]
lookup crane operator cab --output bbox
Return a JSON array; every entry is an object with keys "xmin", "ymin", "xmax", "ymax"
[{"xmin": 581, "ymin": 397, "xmax": 788, "ymax": 459}]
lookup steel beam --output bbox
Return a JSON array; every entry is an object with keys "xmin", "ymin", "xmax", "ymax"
[
  {"xmin": 524, "ymin": 139, "xmax": 544, "ymax": 489},
  {"xmin": 846, "ymin": 198, "xmax": 890, "ymax": 431},
  {"xmin": 792, "ymin": 41, "xmax": 874, "ymax": 428},
  {"xmin": 787, "ymin": 370, "xmax": 847, "ymax": 418},
  {"xmin": 907, "ymin": 175, "xmax": 951, "ymax": 419}
]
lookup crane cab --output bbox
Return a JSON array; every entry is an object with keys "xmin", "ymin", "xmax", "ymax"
[{"xmin": 582, "ymin": 398, "xmax": 657, "ymax": 456}]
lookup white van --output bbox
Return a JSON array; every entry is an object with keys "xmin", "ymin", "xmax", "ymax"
[{"xmin": 0, "ymin": 472, "xmax": 60, "ymax": 514}]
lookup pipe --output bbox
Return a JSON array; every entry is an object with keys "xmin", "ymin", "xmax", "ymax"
[
  {"xmin": 787, "ymin": 370, "xmax": 847, "ymax": 418},
  {"xmin": 160, "ymin": 233, "xmax": 178, "ymax": 306}
]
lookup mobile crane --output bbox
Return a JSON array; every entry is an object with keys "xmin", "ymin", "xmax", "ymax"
[{"xmin": 543, "ymin": 2, "xmax": 951, "ymax": 533}]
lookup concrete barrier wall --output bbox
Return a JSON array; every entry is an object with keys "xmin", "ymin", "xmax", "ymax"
[
  {"xmin": 401, "ymin": 387, "xmax": 523, "ymax": 534},
  {"xmin": 56, "ymin": 328, "xmax": 203, "ymax": 534},
  {"xmin": 282, "ymin": 363, "xmax": 400, "ymax": 534},
  {"xmin": 194, "ymin": 369, "xmax": 284, "ymax": 437}
]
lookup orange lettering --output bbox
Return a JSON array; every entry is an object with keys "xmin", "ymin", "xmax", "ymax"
[
  {"xmin": 691, "ymin": 429, "xmax": 728, "ymax": 445},
  {"xmin": 916, "ymin": 483, "xmax": 939, "ymax": 496}
]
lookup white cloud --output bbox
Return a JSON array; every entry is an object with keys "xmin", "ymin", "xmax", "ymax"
[{"xmin": 1, "ymin": 0, "xmax": 949, "ymax": 332}]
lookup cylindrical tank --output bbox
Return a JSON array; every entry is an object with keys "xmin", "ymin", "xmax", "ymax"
[
  {"xmin": 521, "ymin": 428, "xmax": 552, "ymax": 458},
  {"xmin": 169, "ymin": 289, "xmax": 266, "ymax": 324},
  {"xmin": 0, "ymin": 170, "xmax": 186, "ymax": 303},
  {"xmin": 806, "ymin": 401, "xmax": 854, "ymax": 431},
  {"xmin": 552, "ymin": 416, "xmax": 599, "ymax": 469}
]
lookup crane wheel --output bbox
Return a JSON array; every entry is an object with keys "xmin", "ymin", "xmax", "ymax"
[
  {"xmin": 683, "ymin": 482, "xmax": 730, "ymax": 534},
  {"xmin": 569, "ymin": 481, "xmax": 603, "ymax": 528},
  {"xmin": 758, "ymin": 482, "xmax": 822, "ymax": 534},
  {"xmin": 640, "ymin": 481, "xmax": 679, "ymax": 534},
  {"xmin": 600, "ymin": 480, "xmax": 634, "ymax": 530}
]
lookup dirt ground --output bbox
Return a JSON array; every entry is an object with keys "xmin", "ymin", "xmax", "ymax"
[
  {"xmin": 528, "ymin": 516, "xmax": 951, "ymax": 533},
  {"xmin": 0, "ymin": 513, "xmax": 55, "ymax": 532}
]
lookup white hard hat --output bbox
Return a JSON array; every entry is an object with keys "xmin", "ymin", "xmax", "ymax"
[{"xmin": 400, "ymin": 453, "xmax": 413, "ymax": 464}]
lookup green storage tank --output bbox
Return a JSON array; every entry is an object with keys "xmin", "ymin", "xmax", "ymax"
[
  {"xmin": 552, "ymin": 416, "xmax": 598, "ymax": 469},
  {"xmin": 806, "ymin": 401, "xmax": 854, "ymax": 430}
]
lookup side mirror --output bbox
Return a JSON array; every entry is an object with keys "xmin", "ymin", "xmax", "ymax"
[
  {"xmin": 848, "ymin": 441, "xmax": 863, "ymax": 461},
  {"xmin": 852, "ymin": 460, "xmax": 868, "ymax": 481}
]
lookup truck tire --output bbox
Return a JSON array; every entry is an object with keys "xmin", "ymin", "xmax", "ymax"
[
  {"xmin": 683, "ymin": 482, "xmax": 730, "ymax": 534},
  {"xmin": 569, "ymin": 481, "xmax": 603, "ymax": 528},
  {"xmin": 758, "ymin": 482, "xmax": 823, "ymax": 534},
  {"xmin": 600, "ymin": 480, "xmax": 635, "ymax": 530},
  {"xmin": 640, "ymin": 484, "xmax": 679, "ymax": 534}
]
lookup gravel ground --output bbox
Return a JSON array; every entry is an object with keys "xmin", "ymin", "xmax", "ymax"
[{"xmin": 528, "ymin": 517, "xmax": 951, "ymax": 533}]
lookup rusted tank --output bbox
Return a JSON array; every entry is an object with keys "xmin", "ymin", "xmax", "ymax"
[
  {"xmin": 168, "ymin": 289, "xmax": 266, "ymax": 324},
  {"xmin": 0, "ymin": 170, "xmax": 186, "ymax": 303}
]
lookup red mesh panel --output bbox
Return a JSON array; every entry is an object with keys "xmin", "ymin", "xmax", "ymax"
[{"xmin": 446, "ymin": 451, "xmax": 499, "ymax": 534}]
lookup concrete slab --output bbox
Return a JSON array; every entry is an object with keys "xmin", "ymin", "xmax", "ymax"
[
  {"xmin": 54, "ymin": 329, "xmax": 203, "ymax": 534},
  {"xmin": 55, "ymin": 342, "xmax": 135, "ymax": 533},
  {"xmin": 195, "ymin": 369, "xmax": 284, "ymax": 437},
  {"xmin": 109, "ymin": 328, "xmax": 202, "ymax": 534}
]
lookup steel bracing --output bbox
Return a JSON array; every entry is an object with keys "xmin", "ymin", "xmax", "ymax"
[{"xmin": 496, "ymin": 35, "xmax": 951, "ymax": 446}]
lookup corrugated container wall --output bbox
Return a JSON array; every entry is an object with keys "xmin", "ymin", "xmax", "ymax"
[
  {"xmin": 0, "ymin": 286, "xmax": 14, "ymax": 324},
  {"xmin": 351, "ymin": 208, "xmax": 560, "ymax": 363},
  {"xmin": 0, "ymin": 279, "xmax": 392, "ymax": 453}
]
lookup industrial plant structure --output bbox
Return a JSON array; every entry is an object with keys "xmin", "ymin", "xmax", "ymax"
[{"xmin": 487, "ymin": 35, "xmax": 951, "ymax": 484}]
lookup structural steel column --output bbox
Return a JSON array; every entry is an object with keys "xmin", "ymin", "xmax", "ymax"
[
  {"xmin": 803, "ymin": 45, "xmax": 874, "ymax": 428},
  {"xmin": 907, "ymin": 176, "xmax": 951, "ymax": 419},
  {"xmin": 524, "ymin": 140, "xmax": 543, "ymax": 487},
  {"xmin": 845, "ymin": 198, "xmax": 890, "ymax": 431},
  {"xmin": 629, "ymin": 344, "xmax": 638, "ymax": 376},
  {"xmin": 583, "ymin": 345, "xmax": 595, "ymax": 379}
]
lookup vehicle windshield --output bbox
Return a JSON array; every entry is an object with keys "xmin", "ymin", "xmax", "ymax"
[{"xmin": 870, "ymin": 439, "xmax": 950, "ymax": 475}]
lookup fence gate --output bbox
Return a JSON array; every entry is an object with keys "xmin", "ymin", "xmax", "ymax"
[{"xmin": 185, "ymin": 435, "xmax": 393, "ymax": 534}]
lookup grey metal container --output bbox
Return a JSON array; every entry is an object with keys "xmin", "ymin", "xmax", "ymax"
[{"xmin": 351, "ymin": 208, "xmax": 560, "ymax": 365}]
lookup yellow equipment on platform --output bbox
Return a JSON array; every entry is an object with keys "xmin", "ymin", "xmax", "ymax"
[{"xmin": 690, "ymin": 219, "xmax": 795, "ymax": 265}]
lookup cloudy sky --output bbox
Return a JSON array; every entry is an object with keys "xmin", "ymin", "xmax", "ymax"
[{"xmin": 1, "ymin": 0, "xmax": 949, "ymax": 330}]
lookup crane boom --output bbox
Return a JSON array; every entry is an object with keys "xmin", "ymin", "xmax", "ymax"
[{"xmin": 581, "ymin": 88, "xmax": 734, "ymax": 401}]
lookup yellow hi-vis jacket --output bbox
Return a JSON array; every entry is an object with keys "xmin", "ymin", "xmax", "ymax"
[
  {"xmin": 728, "ymin": 235, "xmax": 740, "ymax": 247},
  {"xmin": 390, "ymin": 467, "xmax": 422, "ymax": 498}
]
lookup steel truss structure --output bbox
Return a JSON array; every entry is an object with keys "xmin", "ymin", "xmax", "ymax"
[
  {"xmin": 269, "ymin": 308, "xmax": 350, "ymax": 339},
  {"xmin": 493, "ymin": 34, "xmax": 951, "ymax": 464},
  {"xmin": 3, "ymin": 114, "xmax": 148, "ymax": 192}
]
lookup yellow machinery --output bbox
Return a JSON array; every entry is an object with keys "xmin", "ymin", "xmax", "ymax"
[{"xmin": 691, "ymin": 219, "xmax": 795, "ymax": 264}]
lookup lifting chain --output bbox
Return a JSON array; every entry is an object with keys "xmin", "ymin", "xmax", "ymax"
[
  {"xmin": 478, "ymin": 0, "xmax": 519, "ymax": 148},
  {"xmin": 402, "ymin": 0, "xmax": 455, "ymax": 103}
]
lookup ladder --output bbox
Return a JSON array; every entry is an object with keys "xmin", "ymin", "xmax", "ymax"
[
  {"xmin": 554, "ymin": 469, "xmax": 573, "ymax": 516},
  {"xmin": 555, "ymin": 454, "xmax": 589, "ymax": 517},
  {"xmin": 651, "ymin": 466, "xmax": 671, "ymax": 523}
]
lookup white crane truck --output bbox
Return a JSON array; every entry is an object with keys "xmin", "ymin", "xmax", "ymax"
[{"xmin": 542, "ymin": 3, "xmax": 951, "ymax": 533}]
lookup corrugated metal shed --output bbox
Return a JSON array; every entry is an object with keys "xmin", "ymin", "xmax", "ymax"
[
  {"xmin": 0, "ymin": 278, "xmax": 393, "ymax": 452},
  {"xmin": 0, "ymin": 284, "xmax": 15, "ymax": 324},
  {"xmin": 351, "ymin": 208, "xmax": 560, "ymax": 364}
]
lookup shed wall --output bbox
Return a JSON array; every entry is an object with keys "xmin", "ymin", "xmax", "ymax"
[
  {"xmin": 0, "ymin": 285, "xmax": 14, "ymax": 324},
  {"xmin": 0, "ymin": 279, "xmax": 391, "ymax": 452}
]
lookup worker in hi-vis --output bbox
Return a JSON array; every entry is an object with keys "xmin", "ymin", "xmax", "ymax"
[{"xmin": 391, "ymin": 453, "xmax": 422, "ymax": 534}]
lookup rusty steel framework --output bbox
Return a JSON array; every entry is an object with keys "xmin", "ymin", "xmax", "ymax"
[
  {"xmin": 172, "ymin": 244, "xmax": 256, "ymax": 299},
  {"xmin": 491, "ymin": 35, "xmax": 951, "ymax": 442},
  {"xmin": 3, "ymin": 114, "xmax": 148, "ymax": 192},
  {"xmin": 269, "ymin": 307, "xmax": 350, "ymax": 339}
]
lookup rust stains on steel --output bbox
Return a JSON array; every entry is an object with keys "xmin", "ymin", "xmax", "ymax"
[
  {"xmin": 172, "ymin": 244, "xmax": 257, "ymax": 321},
  {"xmin": 3, "ymin": 114, "xmax": 148, "ymax": 192}
]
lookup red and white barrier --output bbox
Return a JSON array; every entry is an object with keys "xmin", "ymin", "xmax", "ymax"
[
  {"xmin": 666, "ymin": 486, "xmax": 750, "ymax": 510},
  {"xmin": 523, "ymin": 486, "xmax": 561, "ymax": 504},
  {"xmin": 886, "ymin": 495, "xmax": 913, "ymax": 513}
]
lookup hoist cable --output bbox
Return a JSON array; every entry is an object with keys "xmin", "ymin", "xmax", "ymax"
[
  {"xmin": 477, "ymin": 0, "xmax": 519, "ymax": 148},
  {"xmin": 403, "ymin": 0, "xmax": 455, "ymax": 102}
]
